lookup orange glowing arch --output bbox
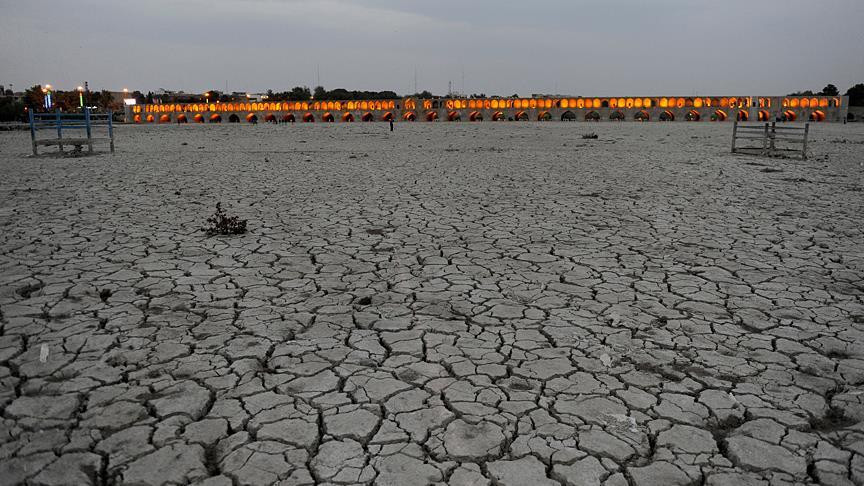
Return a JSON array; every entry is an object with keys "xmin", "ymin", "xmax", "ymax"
[
  {"xmin": 758, "ymin": 110, "xmax": 770, "ymax": 121},
  {"xmin": 342, "ymin": 112, "xmax": 355, "ymax": 122},
  {"xmin": 469, "ymin": 111, "xmax": 483, "ymax": 122},
  {"xmin": 425, "ymin": 111, "xmax": 438, "ymax": 121},
  {"xmin": 246, "ymin": 113, "xmax": 258, "ymax": 123},
  {"xmin": 265, "ymin": 114, "xmax": 277, "ymax": 123},
  {"xmin": 321, "ymin": 112, "xmax": 334, "ymax": 122},
  {"xmin": 381, "ymin": 112, "xmax": 394, "ymax": 122},
  {"xmin": 783, "ymin": 110, "xmax": 797, "ymax": 121},
  {"xmin": 177, "ymin": 114, "xmax": 187, "ymax": 123},
  {"xmin": 737, "ymin": 110, "xmax": 748, "ymax": 121},
  {"xmin": 133, "ymin": 115, "xmax": 142, "ymax": 123},
  {"xmin": 810, "ymin": 110, "xmax": 825, "ymax": 121},
  {"xmin": 713, "ymin": 110, "xmax": 728, "ymax": 121},
  {"xmin": 159, "ymin": 114, "xmax": 171, "ymax": 123},
  {"xmin": 402, "ymin": 111, "xmax": 416, "ymax": 121},
  {"xmin": 514, "ymin": 111, "xmax": 529, "ymax": 121},
  {"xmin": 492, "ymin": 111, "xmax": 506, "ymax": 121},
  {"xmin": 303, "ymin": 113, "xmax": 315, "ymax": 123},
  {"xmin": 361, "ymin": 112, "xmax": 374, "ymax": 122},
  {"xmin": 685, "ymin": 110, "xmax": 700, "ymax": 122},
  {"xmin": 635, "ymin": 110, "xmax": 650, "ymax": 121},
  {"xmin": 659, "ymin": 110, "xmax": 675, "ymax": 121},
  {"xmin": 447, "ymin": 111, "xmax": 460, "ymax": 121},
  {"xmin": 209, "ymin": 114, "xmax": 221, "ymax": 123},
  {"xmin": 282, "ymin": 114, "xmax": 295, "ymax": 123},
  {"xmin": 193, "ymin": 114, "xmax": 204, "ymax": 123}
]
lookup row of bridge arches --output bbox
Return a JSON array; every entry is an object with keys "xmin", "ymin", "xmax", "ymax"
[{"xmin": 136, "ymin": 108, "xmax": 831, "ymax": 124}]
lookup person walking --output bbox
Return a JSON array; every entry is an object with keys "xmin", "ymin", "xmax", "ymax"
[{"xmin": 389, "ymin": 118, "xmax": 394, "ymax": 132}]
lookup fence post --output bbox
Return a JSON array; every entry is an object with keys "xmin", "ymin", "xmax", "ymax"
[
  {"xmin": 29, "ymin": 109, "xmax": 37, "ymax": 156},
  {"xmin": 85, "ymin": 108, "xmax": 93, "ymax": 153},
  {"xmin": 731, "ymin": 121, "xmax": 738, "ymax": 154},
  {"xmin": 762, "ymin": 123, "xmax": 769, "ymax": 155},
  {"xmin": 107, "ymin": 111, "xmax": 114, "ymax": 154},
  {"xmin": 802, "ymin": 123, "xmax": 809, "ymax": 160},
  {"xmin": 769, "ymin": 122, "xmax": 776, "ymax": 155},
  {"xmin": 55, "ymin": 109, "xmax": 64, "ymax": 153}
]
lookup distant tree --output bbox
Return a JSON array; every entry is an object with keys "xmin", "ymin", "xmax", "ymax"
[
  {"xmin": 0, "ymin": 97, "xmax": 25, "ymax": 122},
  {"xmin": 416, "ymin": 90, "xmax": 434, "ymax": 99},
  {"xmin": 845, "ymin": 83, "xmax": 864, "ymax": 106},
  {"xmin": 313, "ymin": 86, "xmax": 327, "ymax": 100},
  {"xmin": 266, "ymin": 89, "xmax": 274, "ymax": 99},
  {"xmin": 819, "ymin": 84, "xmax": 839, "ymax": 96},
  {"xmin": 132, "ymin": 90, "xmax": 145, "ymax": 104},
  {"xmin": 145, "ymin": 91, "xmax": 154, "ymax": 104},
  {"xmin": 788, "ymin": 90, "xmax": 814, "ymax": 96},
  {"xmin": 24, "ymin": 85, "xmax": 46, "ymax": 110}
]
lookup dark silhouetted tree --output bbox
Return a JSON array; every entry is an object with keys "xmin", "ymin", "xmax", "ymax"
[
  {"xmin": 846, "ymin": 83, "xmax": 864, "ymax": 106},
  {"xmin": 819, "ymin": 84, "xmax": 839, "ymax": 96}
]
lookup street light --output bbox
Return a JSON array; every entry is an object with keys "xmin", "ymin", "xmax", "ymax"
[
  {"xmin": 204, "ymin": 91, "xmax": 210, "ymax": 104},
  {"xmin": 78, "ymin": 86, "xmax": 84, "ymax": 108}
]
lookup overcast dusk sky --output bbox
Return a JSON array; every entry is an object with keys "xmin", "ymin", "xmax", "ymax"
[{"xmin": 1, "ymin": 0, "xmax": 862, "ymax": 96}]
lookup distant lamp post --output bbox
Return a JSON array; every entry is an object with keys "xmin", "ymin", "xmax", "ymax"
[
  {"xmin": 78, "ymin": 86, "xmax": 85, "ymax": 108},
  {"xmin": 43, "ymin": 84, "xmax": 53, "ymax": 110},
  {"xmin": 204, "ymin": 92, "xmax": 210, "ymax": 104}
]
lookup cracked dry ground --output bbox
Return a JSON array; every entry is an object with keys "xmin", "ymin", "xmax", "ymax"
[{"xmin": 1, "ymin": 123, "xmax": 863, "ymax": 486}]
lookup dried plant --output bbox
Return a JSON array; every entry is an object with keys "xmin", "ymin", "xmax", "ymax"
[
  {"xmin": 203, "ymin": 202, "xmax": 247, "ymax": 236},
  {"xmin": 582, "ymin": 133, "xmax": 599, "ymax": 140}
]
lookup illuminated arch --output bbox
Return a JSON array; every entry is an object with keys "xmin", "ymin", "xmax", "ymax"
[
  {"xmin": 322, "ymin": 112, "xmax": 335, "ymax": 122},
  {"xmin": 685, "ymin": 110, "xmax": 700, "ymax": 122},
  {"xmin": 193, "ymin": 114, "xmax": 204, "ymax": 123},
  {"xmin": 402, "ymin": 111, "xmax": 416, "ymax": 121},
  {"xmin": 492, "ymin": 111, "xmax": 506, "ymax": 121},
  {"xmin": 625, "ymin": 98, "xmax": 635, "ymax": 109},
  {"xmin": 514, "ymin": 111, "xmax": 529, "ymax": 121},
  {"xmin": 758, "ymin": 110, "xmax": 770, "ymax": 121},
  {"xmin": 159, "ymin": 114, "xmax": 171, "ymax": 123},
  {"xmin": 209, "ymin": 114, "xmax": 221, "ymax": 123},
  {"xmin": 469, "ymin": 111, "xmax": 483, "ymax": 122},
  {"xmin": 783, "ymin": 110, "xmax": 797, "ymax": 122},
  {"xmin": 659, "ymin": 110, "xmax": 675, "ymax": 121},
  {"xmin": 447, "ymin": 111, "xmax": 461, "ymax": 121},
  {"xmin": 800, "ymin": 98, "xmax": 810, "ymax": 108},
  {"xmin": 576, "ymin": 99, "xmax": 585, "ymax": 109},
  {"xmin": 282, "ymin": 113, "xmax": 295, "ymax": 123},
  {"xmin": 609, "ymin": 111, "xmax": 625, "ymax": 121},
  {"xmin": 790, "ymin": 98, "xmax": 800, "ymax": 108},
  {"xmin": 246, "ymin": 113, "xmax": 258, "ymax": 123},
  {"xmin": 584, "ymin": 111, "xmax": 600, "ymax": 121},
  {"xmin": 342, "ymin": 112, "xmax": 355, "ymax": 122},
  {"xmin": 809, "ymin": 110, "xmax": 825, "ymax": 122},
  {"xmin": 635, "ymin": 110, "xmax": 650, "ymax": 121},
  {"xmin": 177, "ymin": 114, "xmax": 188, "ymax": 123},
  {"xmin": 228, "ymin": 114, "xmax": 240, "ymax": 123},
  {"xmin": 303, "ymin": 112, "xmax": 315, "ymax": 123},
  {"xmin": 737, "ymin": 110, "xmax": 748, "ymax": 121},
  {"xmin": 381, "ymin": 112, "xmax": 394, "ymax": 122},
  {"xmin": 561, "ymin": 110, "xmax": 576, "ymax": 121},
  {"xmin": 538, "ymin": 111, "xmax": 552, "ymax": 121},
  {"xmin": 426, "ymin": 111, "xmax": 439, "ymax": 122},
  {"xmin": 265, "ymin": 114, "xmax": 277, "ymax": 123},
  {"xmin": 361, "ymin": 112, "xmax": 374, "ymax": 122},
  {"xmin": 676, "ymin": 98, "xmax": 686, "ymax": 108},
  {"xmin": 712, "ymin": 110, "xmax": 728, "ymax": 121},
  {"xmin": 133, "ymin": 114, "xmax": 142, "ymax": 123}
]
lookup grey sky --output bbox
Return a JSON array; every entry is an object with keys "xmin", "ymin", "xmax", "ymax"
[{"xmin": 2, "ymin": 0, "xmax": 862, "ymax": 96}]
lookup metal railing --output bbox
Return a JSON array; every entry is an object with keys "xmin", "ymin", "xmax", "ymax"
[
  {"xmin": 732, "ymin": 121, "xmax": 809, "ymax": 160},
  {"xmin": 28, "ymin": 108, "xmax": 114, "ymax": 156}
]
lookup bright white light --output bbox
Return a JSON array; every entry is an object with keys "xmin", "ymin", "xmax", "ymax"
[{"xmin": 123, "ymin": 98, "xmax": 137, "ymax": 106}]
